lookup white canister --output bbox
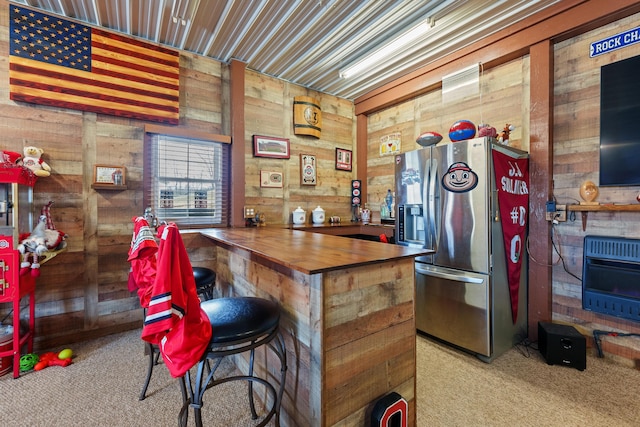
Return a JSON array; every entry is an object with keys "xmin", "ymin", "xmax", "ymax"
[
  {"xmin": 292, "ymin": 206, "xmax": 306, "ymax": 225},
  {"xmin": 312, "ymin": 206, "xmax": 325, "ymax": 224}
]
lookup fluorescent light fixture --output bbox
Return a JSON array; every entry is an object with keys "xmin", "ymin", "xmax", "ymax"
[{"xmin": 339, "ymin": 20, "xmax": 430, "ymax": 79}]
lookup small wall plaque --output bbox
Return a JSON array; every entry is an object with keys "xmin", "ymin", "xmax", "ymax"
[
  {"xmin": 260, "ymin": 170, "xmax": 283, "ymax": 188},
  {"xmin": 336, "ymin": 148, "xmax": 352, "ymax": 171},
  {"xmin": 379, "ymin": 132, "xmax": 401, "ymax": 156},
  {"xmin": 300, "ymin": 154, "xmax": 317, "ymax": 186},
  {"xmin": 93, "ymin": 164, "xmax": 126, "ymax": 187}
]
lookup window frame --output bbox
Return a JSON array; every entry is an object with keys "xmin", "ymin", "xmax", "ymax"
[{"xmin": 143, "ymin": 124, "xmax": 231, "ymax": 228}]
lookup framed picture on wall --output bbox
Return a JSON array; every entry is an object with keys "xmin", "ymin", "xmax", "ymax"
[
  {"xmin": 260, "ymin": 170, "xmax": 283, "ymax": 188},
  {"xmin": 94, "ymin": 164, "xmax": 126, "ymax": 186},
  {"xmin": 335, "ymin": 148, "xmax": 352, "ymax": 171},
  {"xmin": 300, "ymin": 154, "xmax": 317, "ymax": 185},
  {"xmin": 253, "ymin": 135, "xmax": 290, "ymax": 159}
]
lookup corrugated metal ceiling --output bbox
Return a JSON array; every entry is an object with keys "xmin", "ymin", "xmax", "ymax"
[{"xmin": 10, "ymin": 0, "xmax": 563, "ymax": 100}]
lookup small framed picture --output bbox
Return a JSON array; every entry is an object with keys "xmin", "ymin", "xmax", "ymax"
[
  {"xmin": 260, "ymin": 170, "xmax": 283, "ymax": 188},
  {"xmin": 335, "ymin": 148, "xmax": 352, "ymax": 171},
  {"xmin": 300, "ymin": 154, "xmax": 317, "ymax": 186},
  {"xmin": 253, "ymin": 135, "xmax": 290, "ymax": 159},
  {"xmin": 94, "ymin": 164, "xmax": 126, "ymax": 186}
]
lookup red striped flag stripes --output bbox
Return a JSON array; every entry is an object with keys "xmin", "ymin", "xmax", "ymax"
[{"xmin": 9, "ymin": 6, "xmax": 180, "ymax": 125}]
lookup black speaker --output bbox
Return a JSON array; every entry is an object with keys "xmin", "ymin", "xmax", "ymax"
[{"xmin": 538, "ymin": 322, "xmax": 586, "ymax": 371}]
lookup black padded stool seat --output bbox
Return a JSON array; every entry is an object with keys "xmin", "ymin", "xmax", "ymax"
[
  {"xmin": 138, "ymin": 267, "xmax": 216, "ymax": 401},
  {"xmin": 179, "ymin": 297, "xmax": 287, "ymax": 427},
  {"xmin": 205, "ymin": 297, "xmax": 280, "ymax": 343},
  {"xmin": 192, "ymin": 267, "xmax": 216, "ymax": 301}
]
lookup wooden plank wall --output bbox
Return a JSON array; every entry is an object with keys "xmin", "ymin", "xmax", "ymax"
[
  {"xmin": 552, "ymin": 12, "xmax": 640, "ymax": 366},
  {"xmin": 366, "ymin": 58, "xmax": 530, "ymax": 215},
  {"xmin": 244, "ymin": 70, "xmax": 356, "ymax": 225}
]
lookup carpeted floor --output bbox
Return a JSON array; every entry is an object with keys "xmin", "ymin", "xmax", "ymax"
[
  {"xmin": 0, "ymin": 329, "xmax": 270, "ymax": 426},
  {"xmin": 1, "ymin": 329, "xmax": 639, "ymax": 426},
  {"xmin": 417, "ymin": 335, "xmax": 640, "ymax": 426}
]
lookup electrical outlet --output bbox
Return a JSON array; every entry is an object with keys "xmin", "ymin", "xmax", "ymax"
[
  {"xmin": 243, "ymin": 206, "xmax": 255, "ymax": 219},
  {"xmin": 546, "ymin": 204, "xmax": 567, "ymax": 222},
  {"xmin": 545, "ymin": 200, "xmax": 556, "ymax": 221}
]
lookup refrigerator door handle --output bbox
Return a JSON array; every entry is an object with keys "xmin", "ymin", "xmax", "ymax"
[
  {"xmin": 427, "ymin": 159, "xmax": 438, "ymax": 247},
  {"xmin": 415, "ymin": 264, "xmax": 484, "ymax": 284},
  {"xmin": 422, "ymin": 161, "xmax": 429, "ymax": 248}
]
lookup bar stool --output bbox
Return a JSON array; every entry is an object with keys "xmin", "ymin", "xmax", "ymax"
[
  {"xmin": 138, "ymin": 267, "xmax": 217, "ymax": 401},
  {"xmin": 193, "ymin": 267, "xmax": 216, "ymax": 301},
  {"xmin": 179, "ymin": 297, "xmax": 287, "ymax": 427}
]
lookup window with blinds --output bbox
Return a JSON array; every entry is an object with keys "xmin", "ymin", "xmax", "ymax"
[{"xmin": 146, "ymin": 133, "xmax": 229, "ymax": 226}]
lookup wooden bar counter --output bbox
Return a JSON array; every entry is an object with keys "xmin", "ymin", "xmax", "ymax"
[{"xmin": 199, "ymin": 227, "xmax": 429, "ymax": 426}]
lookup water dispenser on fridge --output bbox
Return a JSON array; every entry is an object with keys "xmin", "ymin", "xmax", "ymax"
[{"xmin": 397, "ymin": 204, "xmax": 424, "ymax": 247}]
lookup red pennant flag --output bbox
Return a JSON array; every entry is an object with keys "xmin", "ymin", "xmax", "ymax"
[{"xmin": 492, "ymin": 150, "xmax": 529, "ymax": 323}]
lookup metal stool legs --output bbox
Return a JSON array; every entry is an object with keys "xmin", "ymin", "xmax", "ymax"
[
  {"xmin": 248, "ymin": 331, "xmax": 287, "ymax": 422},
  {"xmin": 139, "ymin": 267, "xmax": 215, "ymax": 400},
  {"xmin": 179, "ymin": 324, "xmax": 287, "ymax": 427},
  {"xmin": 139, "ymin": 342, "xmax": 161, "ymax": 400}
]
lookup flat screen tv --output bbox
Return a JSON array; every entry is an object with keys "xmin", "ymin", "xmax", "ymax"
[{"xmin": 599, "ymin": 55, "xmax": 640, "ymax": 187}]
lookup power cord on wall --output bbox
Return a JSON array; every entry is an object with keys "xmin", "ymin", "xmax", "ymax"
[
  {"xmin": 526, "ymin": 221, "xmax": 582, "ymax": 282},
  {"xmin": 550, "ymin": 222, "xmax": 582, "ymax": 282}
]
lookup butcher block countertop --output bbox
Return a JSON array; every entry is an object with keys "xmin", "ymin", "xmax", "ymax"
[{"xmin": 199, "ymin": 227, "xmax": 428, "ymax": 274}]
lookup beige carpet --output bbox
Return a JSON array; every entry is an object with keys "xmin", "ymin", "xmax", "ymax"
[
  {"xmin": 1, "ymin": 329, "xmax": 639, "ymax": 426},
  {"xmin": 0, "ymin": 329, "xmax": 273, "ymax": 427},
  {"xmin": 417, "ymin": 335, "xmax": 640, "ymax": 426}
]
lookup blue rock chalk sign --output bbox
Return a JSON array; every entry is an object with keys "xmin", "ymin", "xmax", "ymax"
[{"xmin": 590, "ymin": 26, "xmax": 640, "ymax": 57}]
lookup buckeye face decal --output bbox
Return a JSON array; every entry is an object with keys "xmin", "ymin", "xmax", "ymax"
[{"xmin": 442, "ymin": 162, "xmax": 478, "ymax": 193}]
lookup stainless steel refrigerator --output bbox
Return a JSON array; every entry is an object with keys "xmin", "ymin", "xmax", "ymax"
[{"xmin": 395, "ymin": 137, "xmax": 528, "ymax": 361}]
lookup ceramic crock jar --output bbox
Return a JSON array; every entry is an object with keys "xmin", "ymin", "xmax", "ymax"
[
  {"xmin": 292, "ymin": 206, "xmax": 306, "ymax": 225},
  {"xmin": 312, "ymin": 206, "xmax": 325, "ymax": 224}
]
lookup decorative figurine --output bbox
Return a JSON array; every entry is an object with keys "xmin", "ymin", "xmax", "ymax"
[
  {"xmin": 579, "ymin": 180, "xmax": 599, "ymax": 205},
  {"xmin": 497, "ymin": 124, "xmax": 515, "ymax": 145}
]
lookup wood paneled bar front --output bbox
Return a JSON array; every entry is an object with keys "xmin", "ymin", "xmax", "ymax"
[{"xmin": 199, "ymin": 227, "xmax": 429, "ymax": 426}]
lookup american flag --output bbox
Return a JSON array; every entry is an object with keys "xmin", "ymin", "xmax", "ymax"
[{"xmin": 9, "ymin": 6, "xmax": 180, "ymax": 125}]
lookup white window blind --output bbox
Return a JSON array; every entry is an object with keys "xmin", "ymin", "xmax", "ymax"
[{"xmin": 147, "ymin": 134, "xmax": 229, "ymax": 226}]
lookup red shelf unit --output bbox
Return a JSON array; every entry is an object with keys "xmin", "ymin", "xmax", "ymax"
[
  {"xmin": 0, "ymin": 248, "xmax": 36, "ymax": 378},
  {"xmin": 0, "ymin": 166, "xmax": 36, "ymax": 378}
]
